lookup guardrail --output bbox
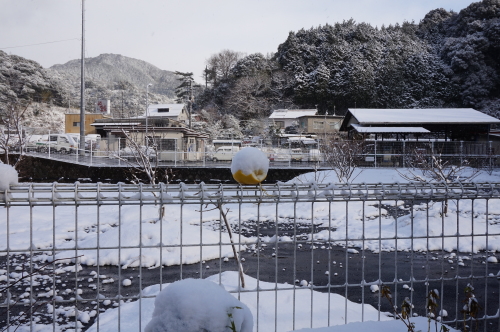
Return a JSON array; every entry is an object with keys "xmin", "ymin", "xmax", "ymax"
[{"xmin": 19, "ymin": 138, "xmax": 499, "ymax": 169}]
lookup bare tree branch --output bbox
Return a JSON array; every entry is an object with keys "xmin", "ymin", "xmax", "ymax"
[{"xmin": 321, "ymin": 134, "xmax": 364, "ymax": 183}]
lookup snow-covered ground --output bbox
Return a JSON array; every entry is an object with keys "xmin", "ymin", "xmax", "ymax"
[
  {"xmin": 2, "ymin": 168, "xmax": 500, "ymax": 267},
  {"xmin": 1, "ymin": 167, "xmax": 499, "ymax": 331},
  {"xmin": 89, "ymin": 272, "xmax": 394, "ymax": 332}
]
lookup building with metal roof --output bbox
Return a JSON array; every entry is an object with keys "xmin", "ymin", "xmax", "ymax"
[
  {"xmin": 340, "ymin": 108, "xmax": 500, "ymax": 141},
  {"xmin": 269, "ymin": 109, "xmax": 317, "ymax": 129}
]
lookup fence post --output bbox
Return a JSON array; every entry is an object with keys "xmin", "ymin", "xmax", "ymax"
[
  {"xmin": 288, "ymin": 145, "xmax": 291, "ymax": 167},
  {"xmin": 118, "ymin": 137, "xmax": 121, "ymax": 166},
  {"xmin": 431, "ymin": 141, "xmax": 434, "ymax": 168},
  {"xmin": 402, "ymin": 141, "xmax": 405, "ymax": 168},
  {"xmin": 460, "ymin": 141, "xmax": 463, "ymax": 167},
  {"xmin": 489, "ymin": 141, "xmax": 493, "ymax": 170},
  {"xmin": 48, "ymin": 130, "xmax": 51, "ymax": 159},
  {"xmin": 374, "ymin": 140, "xmax": 377, "ymax": 168}
]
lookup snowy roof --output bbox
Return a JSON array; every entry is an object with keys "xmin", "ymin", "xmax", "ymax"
[
  {"xmin": 287, "ymin": 137, "xmax": 317, "ymax": 142},
  {"xmin": 348, "ymin": 108, "xmax": 500, "ymax": 125},
  {"xmin": 145, "ymin": 104, "xmax": 185, "ymax": 117},
  {"xmin": 351, "ymin": 124, "xmax": 430, "ymax": 133},
  {"xmin": 91, "ymin": 122, "xmax": 141, "ymax": 126},
  {"xmin": 269, "ymin": 109, "xmax": 317, "ymax": 119}
]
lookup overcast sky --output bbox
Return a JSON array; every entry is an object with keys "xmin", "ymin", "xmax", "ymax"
[{"xmin": 1, "ymin": 0, "xmax": 475, "ymax": 82}]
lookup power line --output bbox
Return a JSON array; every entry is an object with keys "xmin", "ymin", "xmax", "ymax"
[{"xmin": 0, "ymin": 38, "xmax": 80, "ymax": 50}]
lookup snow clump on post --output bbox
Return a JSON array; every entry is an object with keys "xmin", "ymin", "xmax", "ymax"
[
  {"xmin": 0, "ymin": 163, "xmax": 18, "ymax": 191},
  {"xmin": 231, "ymin": 147, "xmax": 269, "ymax": 185},
  {"xmin": 144, "ymin": 278, "xmax": 253, "ymax": 332}
]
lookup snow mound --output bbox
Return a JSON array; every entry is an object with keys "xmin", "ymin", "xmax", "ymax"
[
  {"xmin": 293, "ymin": 316, "xmax": 460, "ymax": 332},
  {"xmin": 144, "ymin": 278, "xmax": 253, "ymax": 332},
  {"xmin": 231, "ymin": 147, "xmax": 269, "ymax": 185},
  {"xmin": 0, "ymin": 163, "xmax": 18, "ymax": 191}
]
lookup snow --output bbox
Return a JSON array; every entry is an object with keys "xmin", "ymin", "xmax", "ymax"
[
  {"xmin": 351, "ymin": 124, "xmax": 430, "ymax": 133},
  {"xmin": 349, "ymin": 108, "xmax": 500, "ymax": 124},
  {"xmin": 2, "ymin": 168, "xmax": 500, "ymax": 331},
  {"xmin": 145, "ymin": 104, "xmax": 185, "ymax": 117},
  {"xmin": 269, "ymin": 109, "xmax": 318, "ymax": 119},
  {"xmin": 87, "ymin": 271, "xmax": 393, "ymax": 332},
  {"xmin": 231, "ymin": 147, "xmax": 269, "ymax": 184},
  {"xmin": 1, "ymin": 168, "xmax": 499, "ymax": 268},
  {"xmin": 0, "ymin": 163, "xmax": 18, "ymax": 191},
  {"xmin": 292, "ymin": 317, "xmax": 459, "ymax": 332},
  {"xmin": 144, "ymin": 278, "xmax": 253, "ymax": 332},
  {"xmin": 487, "ymin": 256, "xmax": 498, "ymax": 263},
  {"xmin": 90, "ymin": 122, "xmax": 141, "ymax": 126}
]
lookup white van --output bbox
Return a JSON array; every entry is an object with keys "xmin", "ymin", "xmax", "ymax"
[
  {"xmin": 39, "ymin": 134, "xmax": 79, "ymax": 153},
  {"xmin": 211, "ymin": 146, "xmax": 240, "ymax": 161}
]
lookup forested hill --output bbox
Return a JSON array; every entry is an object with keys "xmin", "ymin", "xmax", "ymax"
[
  {"xmin": 199, "ymin": 0, "xmax": 500, "ymax": 120},
  {"xmin": 0, "ymin": 52, "xmax": 174, "ymax": 118},
  {"xmin": 49, "ymin": 53, "xmax": 177, "ymax": 99},
  {"xmin": 0, "ymin": 50, "xmax": 66, "ymax": 106}
]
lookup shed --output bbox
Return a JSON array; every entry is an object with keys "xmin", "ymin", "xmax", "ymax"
[{"xmin": 340, "ymin": 108, "xmax": 500, "ymax": 141}]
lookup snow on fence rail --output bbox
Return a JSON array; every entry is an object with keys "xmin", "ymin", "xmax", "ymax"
[{"xmin": 1, "ymin": 182, "xmax": 500, "ymax": 331}]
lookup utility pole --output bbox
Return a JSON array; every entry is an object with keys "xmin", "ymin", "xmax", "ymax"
[
  {"xmin": 79, "ymin": 0, "xmax": 86, "ymax": 155},
  {"xmin": 121, "ymin": 90, "xmax": 124, "ymax": 118},
  {"xmin": 204, "ymin": 65, "xmax": 208, "ymax": 88},
  {"xmin": 188, "ymin": 80, "xmax": 193, "ymax": 129},
  {"xmin": 145, "ymin": 83, "xmax": 152, "ymax": 145}
]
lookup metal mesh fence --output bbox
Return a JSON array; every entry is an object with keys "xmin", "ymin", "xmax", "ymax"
[
  {"xmin": 1, "ymin": 182, "xmax": 500, "ymax": 331},
  {"xmin": 23, "ymin": 139, "xmax": 499, "ymax": 170}
]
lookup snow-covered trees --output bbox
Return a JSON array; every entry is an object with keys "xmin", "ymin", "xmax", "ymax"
[
  {"xmin": 205, "ymin": 49, "xmax": 244, "ymax": 84},
  {"xmin": 197, "ymin": 1, "xmax": 500, "ymax": 120},
  {"xmin": 417, "ymin": 0, "xmax": 500, "ymax": 117},
  {"xmin": 0, "ymin": 50, "xmax": 64, "ymax": 108},
  {"xmin": 274, "ymin": 20, "xmax": 459, "ymax": 113},
  {"xmin": 0, "ymin": 101, "xmax": 30, "ymax": 167}
]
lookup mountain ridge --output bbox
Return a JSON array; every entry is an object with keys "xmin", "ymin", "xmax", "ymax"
[{"xmin": 48, "ymin": 53, "xmax": 177, "ymax": 98}]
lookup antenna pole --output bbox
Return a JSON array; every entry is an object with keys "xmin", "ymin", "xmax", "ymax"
[{"xmin": 79, "ymin": 0, "xmax": 86, "ymax": 155}]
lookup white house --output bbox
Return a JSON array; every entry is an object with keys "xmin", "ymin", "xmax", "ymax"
[
  {"xmin": 269, "ymin": 109, "xmax": 317, "ymax": 129},
  {"xmin": 145, "ymin": 104, "xmax": 188, "ymax": 123}
]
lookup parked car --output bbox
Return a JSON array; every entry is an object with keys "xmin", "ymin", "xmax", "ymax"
[
  {"xmin": 290, "ymin": 148, "xmax": 305, "ymax": 162},
  {"xmin": 37, "ymin": 134, "xmax": 79, "ymax": 153},
  {"xmin": 25, "ymin": 135, "xmax": 44, "ymax": 151},
  {"xmin": 211, "ymin": 146, "xmax": 240, "ymax": 161},
  {"xmin": 308, "ymin": 149, "xmax": 323, "ymax": 162}
]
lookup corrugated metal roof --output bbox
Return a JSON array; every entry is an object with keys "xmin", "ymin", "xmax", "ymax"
[
  {"xmin": 351, "ymin": 124, "xmax": 430, "ymax": 133},
  {"xmin": 269, "ymin": 109, "xmax": 317, "ymax": 119},
  {"xmin": 91, "ymin": 122, "xmax": 141, "ymax": 126},
  {"xmin": 349, "ymin": 108, "xmax": 500, "ymax": 124}
]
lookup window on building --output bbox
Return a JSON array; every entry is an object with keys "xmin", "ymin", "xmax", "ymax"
[
  {"xmin": 274, "ymin": 121, "xmax": 284, "ymax": 128},
  {"xmin": 158, "ymin": 139, "xmax": 176, "ymax": 150},
  {"xmin": 313, "ymin": 121, "xmax": 324, "ymax": 130},
  {"xmin": 158, "ymin": 108, "xmax": 170, "ymax": 113},
  {"xmin": 73, "ymin": 122, "xmax": 80, "ymax": 127},
  {"xmin": 329, "ymin": 121, "xmax": 340, "ymax": 130}
]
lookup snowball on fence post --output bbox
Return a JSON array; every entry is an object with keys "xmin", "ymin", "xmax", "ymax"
[
  {"xmin": 231, "ymin": 147, "xmax": 269, "ymax": 185},
  {"xmin": 0, "ymin": 163, "xmax": 18, "ymax": 191},
  {"xmin": 145, "ymin": 278, "xmax": 253, "ymax": 332}
]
